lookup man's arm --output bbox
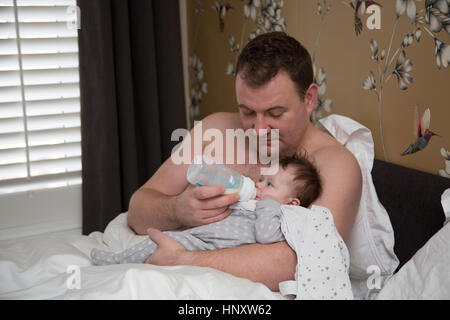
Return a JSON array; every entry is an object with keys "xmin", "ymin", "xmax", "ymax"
[
  {"xmin": 146, "ymin": 144, "xmax": 362, "ymax": 290},
  {"xmin": 146, "ymin": 227, "xmax": 297, "ymax": 291},
  {"xmin": 312, "ymin": 145, "xmax": 363, "ymax": 242},
  {"xmin": 127, "ymin": 113, "xmax": 240, "ymax": 235}
]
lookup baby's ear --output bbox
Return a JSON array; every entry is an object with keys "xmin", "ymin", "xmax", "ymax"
[{"xmin": 288, "ymin": 198, "xmax": 301, "ymax": 206}]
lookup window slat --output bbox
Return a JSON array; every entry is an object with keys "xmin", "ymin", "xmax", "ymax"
[
  {"xmin": 0, "ymin": 146, "xmax": 26, "ymax": 165},
  {"xmin": 21, "ymin": 37, "xmax": 78, "ymax": 54},
  {"xmin": 25, "ymin": 82, "xmax": 80, "ymax": 101},
  {"xmin": 22, "ymin": 52, "xmax": 79, "ymax": 70},
  {"xmin": 30, "ymin": 155, "xmax": 81, "ymax": 176},
  {"xmin": 25, "ymin": 97, "xmax": 80, "ymax": 116},
  {"xmin": 0, "ymin": 171, "xmax": 81, "ymax": 195},
  {"xmin": 27, "ymin": 112, "xmax": 80, "ymax": 131},
  {"xmin": 1, "ymin": 22, "xmax": 78, "ymax": 39},
  {"xmin": 0, "ymin": 70, "xmax": 20, "ymax": 86},
  {"xmin": 0, "ymin": 85, "xmax": 21, "ymax": 103},
  {"xmin": 0, "ymin": 115, "xmax": 24, "ymax": 134},
  {"xmin": 0, "ymin": 131, "xmax": 25, "ymax": 150},
  {"xmin": 0, "ymin": 101, "xmax": 22, "ymax": 118},
  {"xmin": 29, "ymin": 141, "xmax": 81, "ymax": 162},
  {"xmin": 0, "ymin": 162, "xmax": 27, "ymax": 180},
  {"xmin": 23, "ymin": 67, "xmax": 79, "ymax": 85},
  {"xmin": 0, "ymin": 53, "xmax": 19, "ymax": 70},
  {"xmin": 16, "ymin": 0, "xmax": 76, "ymax": 6},
  {"xmin": 0, "ymin": 142, "xmax": 81, "ymax": 165},
  {"xmin": 17, "ymin": 6, "xmax": 78, "ymax": 22},
  {"xmin": 0, "ymin": 39, "xmax": 18, "ymax": 54},
  {"xmin": 0, "ymin": 5, "xmax": 14, "ymax": 22},
  {"xmin": 1, "ymin": 68, "xmax": 79, "ymax": 87},
  {"xmin": 28, "ymin": 126, "xmax": 81, "ymax": 147},
  {"xmin": 0, "ymin": 37, "xmax": 78, "ymax": 55}
]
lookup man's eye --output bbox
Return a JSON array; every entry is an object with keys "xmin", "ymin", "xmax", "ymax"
[{"xmin": 269, "ymin": 113, "xmax": 283, "ymax": 118}]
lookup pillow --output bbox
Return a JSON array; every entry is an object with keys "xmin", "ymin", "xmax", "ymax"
[
  {"xmin": 315, "ymin": 115, "xmax": 399, "ymax": 300},
  {"xmin": 442, "ymin": 188, "xmax": 450, "ymax": 225},
  {"xmin": 375, "ymin": 217, "xmax": 450, "ymax": 299}
]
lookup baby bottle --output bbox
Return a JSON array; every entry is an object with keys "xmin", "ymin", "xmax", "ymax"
[{"xmin": 186, "ymin": 155, "xmax": 256, "ymax": 201}]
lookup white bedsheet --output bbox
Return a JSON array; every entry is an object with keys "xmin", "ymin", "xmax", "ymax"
[{"xmin": 0, "ymin": 213, "xmax": 283, "ymax": 300}]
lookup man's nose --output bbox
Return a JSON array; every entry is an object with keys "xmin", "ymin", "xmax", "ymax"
[{"xmin": 253, "ymin": 115, "xmax": 271, "ymax": 136}]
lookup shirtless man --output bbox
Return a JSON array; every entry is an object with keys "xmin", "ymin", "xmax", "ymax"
[{"xmin": 127, "ymin": 32, "xmax": 362, "ymax": 291}]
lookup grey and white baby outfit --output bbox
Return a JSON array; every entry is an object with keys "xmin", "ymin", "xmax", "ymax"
[{"xmin": 91, "ymin": 199, "xmax": 285, "ymax": 265}]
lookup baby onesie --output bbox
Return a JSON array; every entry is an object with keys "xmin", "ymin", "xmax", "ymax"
[{"xmin": 91, "ymin": 199, "xmax": 284, "ymax": 265}]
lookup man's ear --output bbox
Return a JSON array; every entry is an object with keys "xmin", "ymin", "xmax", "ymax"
[
  {"xmin": 288, "ymin": 198, "xmax": 301, "ymax": 206},
  {"xmin": 303, "ymin": 83, "xmax": 318, "ymax": 115}
]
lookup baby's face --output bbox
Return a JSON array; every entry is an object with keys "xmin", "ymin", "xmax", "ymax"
[{"xmin": 255, "ymin": 166, "xmax": 300, "ymax": 205}]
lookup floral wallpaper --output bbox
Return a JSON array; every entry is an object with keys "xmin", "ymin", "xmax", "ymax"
[{"xmin": 184, "ymin": 0, "xmax": 450, "ymax": 177}]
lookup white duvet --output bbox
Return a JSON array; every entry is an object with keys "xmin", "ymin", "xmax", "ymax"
[
  {"xmin": 0, "ymin": 213, "xmax": 283, "ymax": 300},
  {"xmin": 1, "ymin": 208, "xmax": 449, "ymax": 300}
]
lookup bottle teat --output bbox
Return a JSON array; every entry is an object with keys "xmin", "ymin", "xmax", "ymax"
[{"xmin": 239, "ymin": 176, "xmax": 256, "ymax": 202}]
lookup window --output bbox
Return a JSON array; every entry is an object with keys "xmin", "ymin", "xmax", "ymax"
[{"xmin": 0, "ymin": 0, "xmax": 82, "ymax": 240}]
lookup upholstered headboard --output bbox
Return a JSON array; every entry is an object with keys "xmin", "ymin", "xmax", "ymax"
[{"xmin": 371, "ymin": 159, "xmax": 450, "ymax": 271}]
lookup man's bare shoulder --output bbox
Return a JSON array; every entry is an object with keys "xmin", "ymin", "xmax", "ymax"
[
  {"xmin": 313, "ymin": 142, "xmax": 361, "ymax": 178},
  {"xmin": 307, "ymin": 128, "xmax": 360, "ymax": 174}
]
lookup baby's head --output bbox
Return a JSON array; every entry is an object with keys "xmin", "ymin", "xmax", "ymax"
[{"xmin": 255, "ymin": 154, "xmax": 322, "ymax": 208}]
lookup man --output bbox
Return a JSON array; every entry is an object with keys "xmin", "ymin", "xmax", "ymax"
[{"xmin": 127, "ymin": 32, "xmax": 362, "ymax": 291}]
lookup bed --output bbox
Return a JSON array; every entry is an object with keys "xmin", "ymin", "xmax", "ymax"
[{"xmin": 1, "ymin": 116, "xmax": 449, "ymax": 300}]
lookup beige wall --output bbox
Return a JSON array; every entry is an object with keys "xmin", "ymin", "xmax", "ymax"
[{"xmin": 185, "ymin": 0, "xmax": 450, "ymax": 176}]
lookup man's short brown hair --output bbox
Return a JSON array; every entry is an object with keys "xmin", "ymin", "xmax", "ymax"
[
  {"xmin": 236, "ymin": 31, "xmax": 313, "ymax": 100},
  {"xmin": 280, "ymin": 153, "xmax": 322, "ymax": 208}
]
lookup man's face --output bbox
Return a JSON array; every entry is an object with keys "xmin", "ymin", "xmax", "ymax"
[{"xmin": 235, "ymin": 70, "xmax": 315, "ymax": 157}]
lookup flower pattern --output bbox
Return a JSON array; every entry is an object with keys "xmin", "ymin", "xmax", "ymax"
[
  {"xmin": 434, "ymin": 38, "xmax": 450, "ymax": 68},
  {"xmin": 396, "ymin": 0, "xmax": 417, "ymax": 21},
  {"xmin": 189, "ymin": 54, "xmax": 208, "ymax": 119},
  {"xmin": 187, "ymin": 0, "xmax": 448, "ymax": 172},
  {"xmin": 312, "ymin": 65, "xmax": 333, "ymax": 122},
  {"xmin": 393, "ymin": 50, "xmax": 414, "ymax": 90},
  {"xmin": 363, "ymin": 71, "xmax": 376, "ymax": 90},
  {"xmin": 360, "ymin": 0, "xmax": 449, "ymax": 161},
  {"xmin": 227, "ymin": 0, "xmax": 286, "ymax": 77},
  {"xmin": 311, "ymin": 0, "xmax": 333, "ymax": 123}
]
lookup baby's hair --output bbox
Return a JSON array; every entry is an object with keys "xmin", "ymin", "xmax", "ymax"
[{"xmin": 279, "ymin": 152, "xmax": 322, "ymax": 208}]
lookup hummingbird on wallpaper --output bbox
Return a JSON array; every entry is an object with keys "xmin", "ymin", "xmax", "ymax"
[
  {"xmin": 212, "ymin": 1, "xmax": 234, "ymax": 32},
  {"xmin": 343, "ymin": 0, "xmax": 382, "ymax": 36},
  {"xmin": 401, "ymin": 105, "xmax": 440, "ymax": 156}
]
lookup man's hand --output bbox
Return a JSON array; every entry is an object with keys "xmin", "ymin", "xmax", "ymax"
[
  {"xmin": 145, "ymin": 228, "xmax": 191, "ymax": 266},
  {"xmin": 173, "ymin": 184, "xmax": 240, "ymax": 228}
]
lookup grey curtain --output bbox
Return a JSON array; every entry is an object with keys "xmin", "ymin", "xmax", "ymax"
[{"xmin": 77, "ymin": 0, "xmax": 186, "ymax": 234}]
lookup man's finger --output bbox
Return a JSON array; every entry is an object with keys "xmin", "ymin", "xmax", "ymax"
[
  {"xmin": 201, "ymin": 193, "xmax": 240, "ymax": 210},
  {"xmin": 202, "ymin": 208, "xmax": 232, "ymax": 224},
  {"xmin": 147, "ymin": 227, "xmax": 169, "ymax": 246},
  {"xmin": 194, "ymin": 185, "xmax": 226, "ymax": 200}
]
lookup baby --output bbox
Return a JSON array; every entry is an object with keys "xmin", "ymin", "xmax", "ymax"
[{"xmin": 91, "ymin": 154, "xmax": 322, "ymax": 265}]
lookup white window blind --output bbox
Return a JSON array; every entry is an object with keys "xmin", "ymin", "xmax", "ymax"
[{"xmin": 0, "ymin": 0, "xmax": 82, "ymax": 195}]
